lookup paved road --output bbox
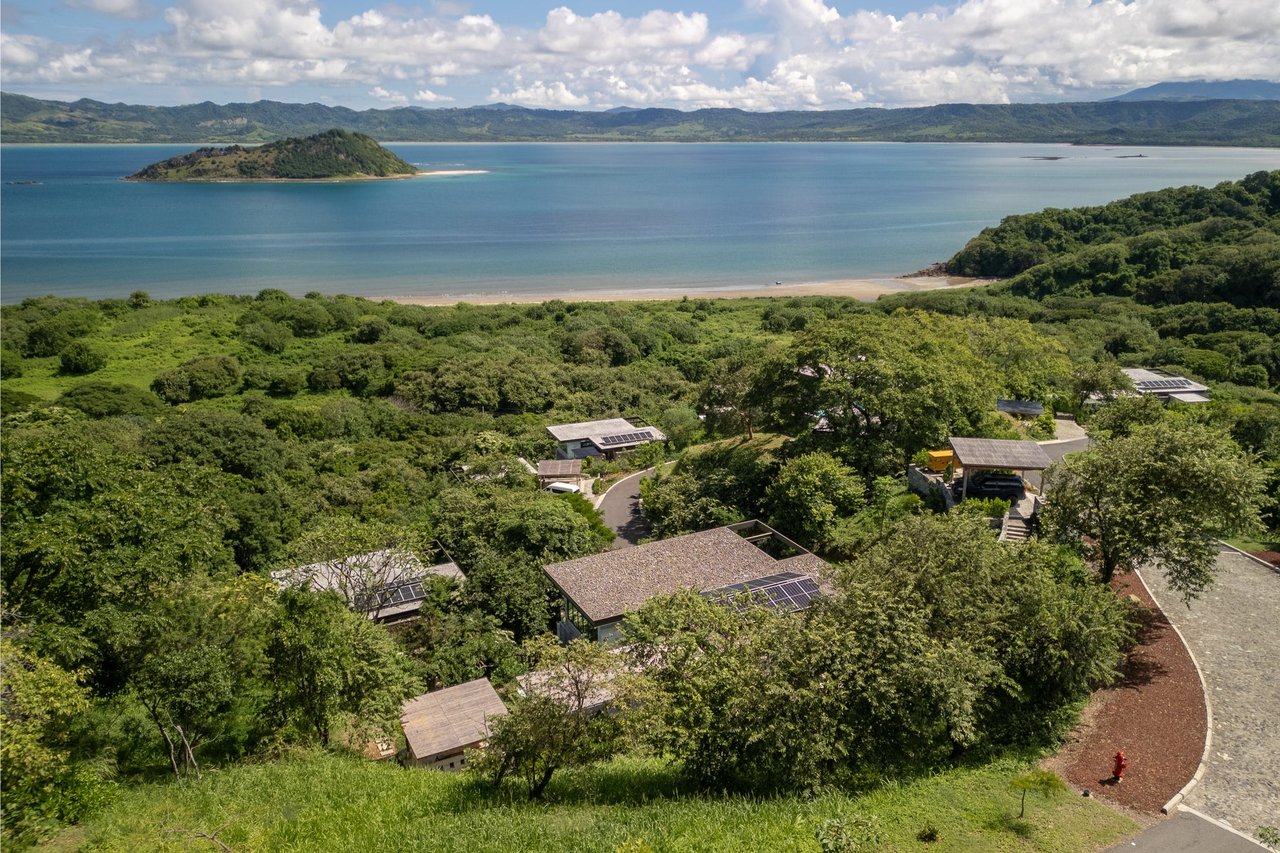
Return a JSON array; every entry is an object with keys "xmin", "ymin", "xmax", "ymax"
[
  {"xmin": 1106, "ymin": 810, "xmax": 1266, "ymax": 853},
  {"xmin": 1140, "ymin": 549, "xmax": 1280, "ymax": 841},
  {"xmin": 598, "ymin": 468, "xmax": 654, "ymax": 549},
  {"xmin": 1027, "ymin": 418, "xmax": 1090, "ymax": 492}
]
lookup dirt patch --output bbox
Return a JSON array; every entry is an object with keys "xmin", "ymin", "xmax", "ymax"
[
  {"xmin": 1248, "ymin": 549, "xmax": 1279, "ymax": 567},
  {"xmin": 1044, "ymin": 571, "xmax": 1206, "ymax": 814}
]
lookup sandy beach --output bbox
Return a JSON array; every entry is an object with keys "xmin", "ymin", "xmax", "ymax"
[{"xmin": 371, "ymin": 275, "xmax": 991, "ymax": 306}]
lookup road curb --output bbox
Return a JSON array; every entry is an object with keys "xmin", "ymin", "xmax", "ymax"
[
  {"xmin": 1214, "ymin": 539, "xmax": 1280, "ymax": 577},
  {"xmin": 1179, "ymin": 807, "xmax": 1271, "ymax": 850},
  {"xmin": 1132, "ymin": 567, "xmax": 1215, "ymax": 817},
  {"xmin": 591, "ymin": 466, "xmax": 656, "ymax": 510}
]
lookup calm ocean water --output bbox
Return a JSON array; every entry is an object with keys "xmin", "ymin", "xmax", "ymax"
[{"xmin": 3, "ymin": 142, "xmax": 1278, "ymax": 303}]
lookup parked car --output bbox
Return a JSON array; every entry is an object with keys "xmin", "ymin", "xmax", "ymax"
[{"xmin": 952, "ymin": 472, "xmax": 1025, "ymax": 501}]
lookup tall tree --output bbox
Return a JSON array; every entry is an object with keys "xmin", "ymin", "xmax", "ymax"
[
  {"xmin": 266, "ymin": 588, "xmax": 418, "ymax": 747},
  {"xmin": 1041, "ymin": 420, "xmax": 1265, "ymax": 599}
]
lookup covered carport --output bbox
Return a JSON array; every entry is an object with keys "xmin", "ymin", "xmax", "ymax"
[{"xmin": 948, "ymin": 437, "xmax": 1052, "ymax": 500}]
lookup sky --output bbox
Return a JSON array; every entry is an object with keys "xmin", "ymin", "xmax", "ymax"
[{"xmin": 2, "ymin": 0, "xmax": 1278, "ymax": 111}]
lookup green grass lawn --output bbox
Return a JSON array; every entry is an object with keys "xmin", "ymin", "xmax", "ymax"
[{"xmin": 43, "ymin": 753, "xmax": 1135, "ymax": 852}]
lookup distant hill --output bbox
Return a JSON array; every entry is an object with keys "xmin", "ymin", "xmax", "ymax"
[
  {"xmin": 1107, "ymin": 80, "xmax": 1280, "ymax": 102},
  {"xmin": 126, "ymin": 129, "xmax": 418, "ymax": 181},
  {"xmin": 5, "ymin": 92, "xmax": 1280, "ymax": 146}
]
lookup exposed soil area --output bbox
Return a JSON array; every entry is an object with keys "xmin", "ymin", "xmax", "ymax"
[
  {"xmin": 1044, "ymin": 571, "xmax": 1206, "ymax": 814},
  {"xmin": 1248, "ymin": 549, "xmax": 1279, "ymax": 567}
]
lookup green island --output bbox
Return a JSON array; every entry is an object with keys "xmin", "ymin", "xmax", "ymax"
[
  {"xmin": 125, "ymin": 128, "xmax": 419, "ymax": 182},
  {"xmin": 2, "ymin": 172, "xmax": 1277, "ymax": 851}
]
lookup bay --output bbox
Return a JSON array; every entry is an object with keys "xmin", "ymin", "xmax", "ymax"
[{"xmin": 2, "ymin": 142, "xmax": 1278, "ymax": 304}]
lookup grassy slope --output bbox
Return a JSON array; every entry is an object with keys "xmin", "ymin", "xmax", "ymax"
[{"xmin": 44, "ymin": 754, "xmax": 1135, "ymax": 852}]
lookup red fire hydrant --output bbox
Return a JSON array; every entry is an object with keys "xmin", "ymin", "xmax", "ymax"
[{"xmin": 1112, "ymin": 750, "xmax": 1128, "ymax": 783}]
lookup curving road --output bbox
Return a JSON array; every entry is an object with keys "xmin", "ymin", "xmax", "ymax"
[{"xmin": 597, "ymin": 468, "xmax": 655, "ymax": 549}]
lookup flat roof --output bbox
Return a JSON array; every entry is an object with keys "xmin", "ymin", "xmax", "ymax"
[
  {"xmin": 400, "ymin": 679, "xmax": 507, "ymax": 762},
  {"xmin": 543, "ymin": 522, "xmax": 828, "ymax": 625},
  {"xmin": 949, "ymin": 437, "xmax": 1052, "ymax": 471},
  {"xmin": 1121, "ymin": 368, "xmax": 1209, "ymax": 395},
  {"xmin": 1168, "ymin": 391, "xmax": 1211, "ymax": 404},
  {"xmin": 537, "ymin": 458, "xmax": 583, "ymax": 478},
  {"xmin": 272, "ymin": 549, "xmax": 464, "ymax": 619},
  {"xmin": 546, "ymin": 418, "xmax": 666, "ymax": 449}
]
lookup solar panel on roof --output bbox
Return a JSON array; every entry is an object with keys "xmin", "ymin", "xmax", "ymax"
[
  {"xmin": 703, "ymin": 573, "xmax": 822, "ymax": 614},
  {"xmin": 599, "ymin": 430, "xmax": 653, "ymax": 446},
  {"xmin": 1138, "ymin": 378, "xmax": 1191, "ymax": 390},
  {"xmin": 355, "ymin": 574, "xmax": 431, "ymax": 612}
]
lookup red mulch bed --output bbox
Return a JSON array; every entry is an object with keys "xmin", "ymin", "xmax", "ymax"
[
  {"xmin": 1250, "ymin": 550, "xmax": 1280, "ymax": 567},
  {"xmin": 1044, "ymin": 571, "xmax": 1206, "ymax": 814}
]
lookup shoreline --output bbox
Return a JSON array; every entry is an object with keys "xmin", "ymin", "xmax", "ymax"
[
  {"xmin": 366, "ymin": 275, "xmax": 992, "ymax": 306},
  {"xmin": 123, "ymin": 169, "xmax": 488, "ymax": 184}
]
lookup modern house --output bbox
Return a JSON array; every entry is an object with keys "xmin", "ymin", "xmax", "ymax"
[
  {"xmin": 272, "ymin": 544, "xmax": 464, "ymax": 624},
  {"xmin": 543, "ymin": 520, "xmax": 829, "ymax": 643},
  {"xmin": 546, "ymin": 418, "xmax": 666, "ymax": 460},
  {"xmin": 399, "ymin": 678, "xmax": 508, "ymax": 771},
  {"xmin": 1121, "ymin": 368, "xmax": 1211, "ymax": 404}
]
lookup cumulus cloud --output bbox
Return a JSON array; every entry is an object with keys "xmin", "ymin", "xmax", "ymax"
[
  {"xmin": 369, "ymin": 86, "xmax": 407, "ymax": 103},
  {"xmin": 414, "ymin": 88, "xmax": 452, "ymax": 102},
  {"xmin": 489, "ymin": 79, "xmax": 589, "ymax": 107},
  {"xmin": 5, "ymin": 0, "xmax": 1279, "ymax": 109}
]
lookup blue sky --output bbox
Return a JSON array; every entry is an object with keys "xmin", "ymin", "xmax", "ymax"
[{"xmin": 3, "ymin": 1, "xmax": 1277, "ymax": 110}]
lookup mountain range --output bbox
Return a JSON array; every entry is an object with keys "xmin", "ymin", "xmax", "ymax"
[{"xmin": 4, "ymin": 90, "xmax": 1279, "ymax": 146}]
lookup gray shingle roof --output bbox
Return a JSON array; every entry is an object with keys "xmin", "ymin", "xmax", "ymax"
[
  {"xmin": 400, "ymin": 679, "xmax": 507, "ymax": 762},
  {"xmin": 543, "ymin": 525, "xmax": 829, "ymax": 624},
  {"xmin": 948, "ymin": 437, "xmax": 1052, "ymax": 471}
]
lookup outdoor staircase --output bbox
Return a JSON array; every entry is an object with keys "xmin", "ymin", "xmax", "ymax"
[{"xmin": 1000, "ymin": 516, "xmax": 1032, "ymax": 542}]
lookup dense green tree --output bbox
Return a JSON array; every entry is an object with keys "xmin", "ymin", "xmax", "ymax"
[
  {"xmin": 0, "ymin": 637, "xmax": 111, "ymax": 847},
  {"xmin": 266, "ymin": 588, "xmax": 418, "ymax": 747},
  {"xmin": 765, "ymin": 452, "xmax": 865, "ymax": 548},
  {"xmin": 1041, "ymin": 420, "xmax": 1266, "ymax": 598}
]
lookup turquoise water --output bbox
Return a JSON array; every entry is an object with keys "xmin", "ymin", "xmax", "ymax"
[{"xmin": 3, "ymin": 142, "xmax": 1278, "ymax": 303}]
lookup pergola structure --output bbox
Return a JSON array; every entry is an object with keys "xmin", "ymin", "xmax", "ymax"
[{"xmin": 947, "ymin": 437, "xmax": 1052, "ymax": 500}]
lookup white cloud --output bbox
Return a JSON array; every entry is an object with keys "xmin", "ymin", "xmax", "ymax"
[
  {"xmin": 489, "ymin": 79, "xmax": 589, "ymax": 107},
  {"xmin": 5, "ymin": 0, "xmax": 1279, "ymax": 109},
  {"xmin": 369, "ymin": 85, "xmax": 407, "ymax": 103},
  {"xmin": 64, "ymin": 0, "xmax": 150, "ymax": 19}
]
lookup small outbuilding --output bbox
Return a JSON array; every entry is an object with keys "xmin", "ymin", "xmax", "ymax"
[
  {"xmin": 537, "ymin": 458, "xmax": 584, "ymax": 489},
  {"xmin": 546, "ymin": 418, "xmax": 666, "ymax": 460},
  {"xmin": 948, "ymin": 437, "xmax": 1052, "ymax": 500},
  {"xmin": 400, "ymin": 679, "xmax": 508, "ymax": 771}
]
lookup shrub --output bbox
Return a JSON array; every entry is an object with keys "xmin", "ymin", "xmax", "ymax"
[
  {"xmin": 57, "ymin": 382, "xmax": 166, "ymax": 419},
  {"xmin": 240, "ymin": 320, "xmax": 293, "ymax": 353},
  {"xmin": 58, "ymin": 341, "xmax": 107, "ymax": 375},
  {"xmin": 351, "ymin": 315, "xmax": 390, "ymax": 344}
]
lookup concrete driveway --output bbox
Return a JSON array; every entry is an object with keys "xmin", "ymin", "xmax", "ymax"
[
  {"xmin": 1139, "ymin": 548, "xmax": 1280, "ymax": 842},
  {"xmin": 597, "ymin": 468, "xmax": 655, "ymax": 549}
]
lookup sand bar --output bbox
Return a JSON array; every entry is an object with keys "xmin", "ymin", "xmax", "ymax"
[{"xmin": 372, "ymin": 275, "xmax": 990, "ymax": 307}]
